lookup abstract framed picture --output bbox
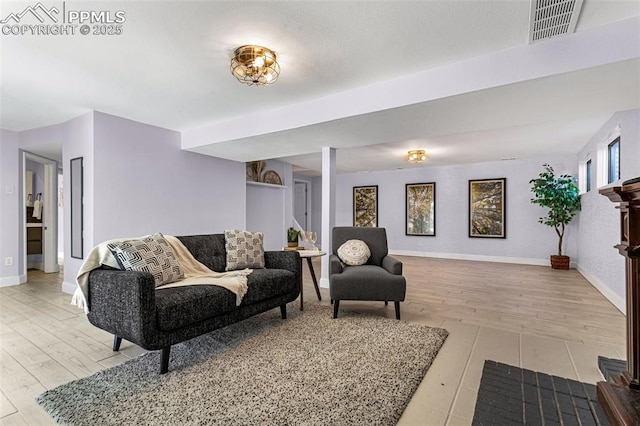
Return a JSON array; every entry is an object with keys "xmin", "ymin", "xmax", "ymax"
[
  {"xmin": 353, "ymin": 185, "xmax": 378, "ymax": 227},
  {"xmin": 469, "ymin": 178, "xmax": 506, "ymax": 238},
  {"xmin": 406, "ymin": 182, "xmax": 436, "ymax": 236}
]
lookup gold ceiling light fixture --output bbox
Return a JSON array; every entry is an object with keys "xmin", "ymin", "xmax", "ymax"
[
  {"xmin": 407, "ymin": 150, "xmax": 427, "ymax": 163},
  {"xmin": 230, "ymin": 45, "xmax": 280, "ymax": 86}
]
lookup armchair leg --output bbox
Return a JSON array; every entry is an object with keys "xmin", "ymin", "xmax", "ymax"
[
  {"xmin": 384, "ymin": 301, "xmax": 388, "ymax": 306},
  {"xmin": 113, "ymin": 335, "xmax": 122, "ymax": 352},
  {"xmin": 280, "ymin": 304, "xmax": 287, "ymax": 319},
  {"xmin": 333, "ymin": 300, "xmax": 340, "ymax": 319},
  {"xmin": 160, "ymin": 346, "xmax": 171, "ymax": 374},
  {"xmin": 394, "ymin": 301, "xmax": 401, "ymax": 320}
]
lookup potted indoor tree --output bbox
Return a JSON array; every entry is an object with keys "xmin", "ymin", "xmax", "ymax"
[{"xmin": 530, "ymin": 164, "xmax": 581, "ymax": 269}]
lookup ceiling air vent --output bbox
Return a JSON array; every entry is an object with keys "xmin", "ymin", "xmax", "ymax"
[{"xmin": 529, "ymin": 0, "xmax": 584, "ymax": 43}]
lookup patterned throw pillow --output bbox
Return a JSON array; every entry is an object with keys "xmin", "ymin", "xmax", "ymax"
[
  {"xmin": 337, "ymin": 239, "xmax": 371, "ymax": 266},
  {"xmin": 107, "ymin": 233, "xmax": 184, "ymax": 287},
  {"xmin": 225, "ymin": 230, "xmax": 265, "ymax": 271}
]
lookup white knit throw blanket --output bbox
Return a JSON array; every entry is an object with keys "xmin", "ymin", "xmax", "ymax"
[{"xmin": 71, "ymin": 235, "xmax": 250, "ymax": 313}]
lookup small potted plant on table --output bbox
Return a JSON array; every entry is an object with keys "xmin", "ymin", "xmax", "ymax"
[
  {"xmin": 287, "ymin": 227, "xmax": 300, "ymax": 248},
  {"xmin": 530, "ymin": 164, "xmax": 581, "ymax": 269}
]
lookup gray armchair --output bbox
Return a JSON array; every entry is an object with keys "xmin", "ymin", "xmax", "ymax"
[{"xmin": 330, "ymin": 227, "xmax": 406, "ymax": 319}]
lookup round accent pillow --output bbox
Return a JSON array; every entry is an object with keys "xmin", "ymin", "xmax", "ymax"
[{"xmin": 337, "ymin": 239, "xmax": 371, "ymax": 266}]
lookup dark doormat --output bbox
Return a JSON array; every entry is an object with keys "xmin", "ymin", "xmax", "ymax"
[{"xmin": 472, "ymin": 360, "xmax": 611, "ymax": 425}]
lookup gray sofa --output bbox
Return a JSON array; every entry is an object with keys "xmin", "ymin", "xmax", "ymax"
[{"xmin": 87, "ymin": 234, "xmax": 301, "ymax": 374}]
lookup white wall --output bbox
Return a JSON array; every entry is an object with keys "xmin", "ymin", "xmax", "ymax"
[
  {"xmin": 93, "ymin": 112, "xmax": 246, "ymax": 243},
  {"xmin": 576, "ymin": 109, "xmax": 640, "ymax": 313},
  {"xmin": 247, "ymin": 184, "xmax": 286, "ymax": 250},
  {"xmin": 247, "ymin": 159, "xmax": 293, "ymax": 250},
  {"xmin": 334, "ymin": 155, "xmax": 579, "ymax": 264},
  {"xmin": 264, "ymin": 159, "xmax": 294, "ymax": 230},
  {"xmin": 0, "ymin": 129, "xmax": 23, "ymax": 285},
  {"xmin": 60, "ymin": 112, "xmax": 95, "ymax": 292},
  {"xmin": 2, "ymin": 111, "xmax": 248, "ymax": 294}
]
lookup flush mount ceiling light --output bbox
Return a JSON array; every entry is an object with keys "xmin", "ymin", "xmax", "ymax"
[
  {"xmin": 407, "ymin": 150, "xmax": 427, "ymax": 163},
  {"xmin": 230, "ymin": 45, "xmax": 280, "ymax": 86}
]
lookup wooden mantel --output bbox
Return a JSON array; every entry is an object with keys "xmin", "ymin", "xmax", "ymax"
[{"xmin": 598, "ymin": 177, "xmax": 640, "ymax": 425}]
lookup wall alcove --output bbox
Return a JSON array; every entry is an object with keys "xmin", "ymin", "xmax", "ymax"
[{"xmin": 246, "ymin": 181, "xmax": 287, "ymax": 251}]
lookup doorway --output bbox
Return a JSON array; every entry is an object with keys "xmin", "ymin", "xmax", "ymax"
[
  {"xmin": 294, "ymin": 180, "xmax": 311, "ymax": 230},
  {"xmin": 23, "ymin": 152, "xmax": 59, "ymax": 275}
]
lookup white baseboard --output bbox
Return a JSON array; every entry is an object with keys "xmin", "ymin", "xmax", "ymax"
[
  {"xmin": 319, "ymin": 277, "xmax": 329, "ymax": 289},
  {"xmin": 388, "ymin": 249, "xmax": 554, "ymax": 267},
  {"xmin": 323, "ymin": 250, "xmax": 589, "ymax": 295},
  {"xmin": 26, "ymin": 260, "xmax": 44, "ymax": 270},
  {"xmin": 576, "ymin": 265, "xmax": 626, "ymax": 315},
  {"xmin": 62, "ymin": 280, "xmax": 77, "ymax": 295},
  {"xmin": 0, "ymin": 274, "xmax": 27, "ymax": 287}
]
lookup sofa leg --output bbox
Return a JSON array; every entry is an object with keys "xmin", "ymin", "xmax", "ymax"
[
  {"xmin": 113, "ymin": 335, "xmax": 122, "ymax": 352},
  {"xmin": 384, "ymin": 301, "xmax": 388, "ymax": 306},
  {"xmin": 394, "ymin": 301, "xmax": 401, "ymax": 320},
  {"xmin": 160, "ymin": 346, "xmax": 171, "ymax": 374},
  {"xmin": 280, "ymin": 304, "xmax": 287, "ymax": 320},
  {"xmin": 333, "ymin": 300, "xmax": 340, "ymax": 319}
]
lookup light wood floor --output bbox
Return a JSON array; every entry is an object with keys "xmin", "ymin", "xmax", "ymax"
[{"xmin": 0, "ymin": 257, "xmax": 626, "ymax": 425}]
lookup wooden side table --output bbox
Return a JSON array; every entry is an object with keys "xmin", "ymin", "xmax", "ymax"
[{"xmin": 297, "ymin": 250, "xmax": 326, "ymax": 311}]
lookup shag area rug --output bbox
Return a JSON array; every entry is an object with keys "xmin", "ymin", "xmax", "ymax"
[{"xmin": 37, "ymin": 304, "xmax": 448, "ymax": 425}]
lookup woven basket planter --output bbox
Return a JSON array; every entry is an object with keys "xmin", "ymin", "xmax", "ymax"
[{"xmin": 550, "ymin": 255, "xmax": 570, "ymax": 270}]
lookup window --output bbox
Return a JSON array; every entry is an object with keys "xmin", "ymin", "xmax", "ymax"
[
  {"xmin": 579, "ymin": 159, "xmax": 591, "ymax": 194},
  {"xmin": 608, "ymin": 137, "xmax": 620, "ymax": 183}
]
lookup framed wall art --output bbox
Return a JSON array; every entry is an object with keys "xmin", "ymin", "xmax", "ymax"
[
  {"xmin": 406, "ymin": 182, "xmax": 436, "ymax": 236},
  {"xmin": 469, "ymin": 178, "xmax": 506, "ymax": 238},
  {"xmin": 353, "ymin": 185, "xmax": 378, "ymax": 227}
]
